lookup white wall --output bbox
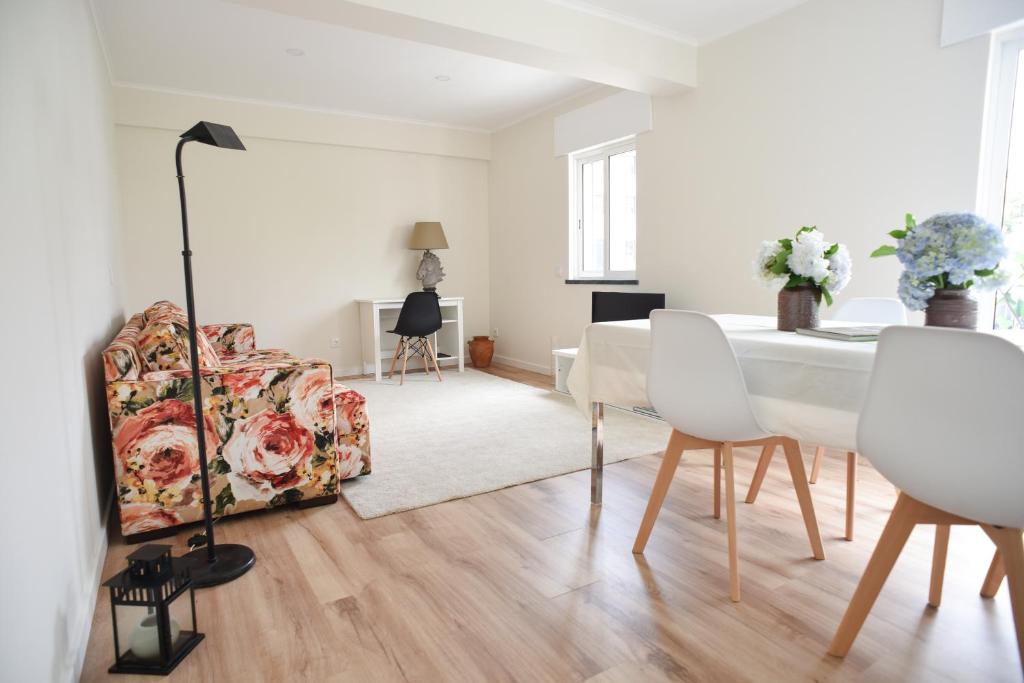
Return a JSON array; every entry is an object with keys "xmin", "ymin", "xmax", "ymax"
[
  {"xmin": 490, "ymin": 0, "xmax": 991, "ymax": 371},
  {"xmin": 113, "ymin": 89, "xmax": 491, "ymax": 375},
  {"xmin": 0, "ymin": 1, "xmax": 125, "ymax": 680}
]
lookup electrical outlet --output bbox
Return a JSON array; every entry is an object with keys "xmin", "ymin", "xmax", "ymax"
[
  {"xmin": 492, "ymin": 328, "xmax": 499, "ymax": 338},
  {"xmin": 330, "ymin": 338, "xmax": 341, "ymax": 348}
]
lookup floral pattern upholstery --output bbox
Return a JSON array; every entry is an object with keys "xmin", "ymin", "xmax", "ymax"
[
  {"xmin": 103, "ymin": 313, "xmax": 146, "ymax": 382},
  {"xmin": 103, "ymin": 302, "xmax": 371, "ymax": 538},
  {"xmin": 135, "ymin": 301, "xmax": 221, "ymax": 372},
  {"xmin": 334, "ymin": 384, "xmax": 371, "ymax": 480},
  {"xmin": 202, "ymin": 323, "xmax": 256, "ymax": 356}
]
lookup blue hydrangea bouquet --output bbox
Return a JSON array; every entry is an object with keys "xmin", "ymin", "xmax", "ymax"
[{"xmin": 871, "ymin": 213, "xmax": 1007, "ymax": 323}]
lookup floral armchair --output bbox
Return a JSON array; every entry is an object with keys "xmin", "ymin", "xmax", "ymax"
[{"xmin": 103, "ymin": 301, "xmax": 370, "ymax": 539}]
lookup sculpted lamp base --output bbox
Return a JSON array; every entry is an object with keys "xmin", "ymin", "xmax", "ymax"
[{"xmin": 417, "ymin": 249, "xmax": 445, "ymax": 292}]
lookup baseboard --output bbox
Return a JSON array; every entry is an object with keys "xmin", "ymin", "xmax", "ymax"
[
  {"xmin": 492, "ymin": 354, "xmax": 553, "ymax": 376},
  {"xmin": 71, "ymin": 490, "xmax": 114, "ymax": 682}
]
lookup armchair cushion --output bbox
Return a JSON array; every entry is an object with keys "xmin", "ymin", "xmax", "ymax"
[
  {"xmin": 103, "ymin": 313, "xmax": 146, "ymax": 382},
  {"xmin": 136, "ymin": 301, "xmax": 220, "ymax": 372},
  {"xmin": 202, "ymin": 323, "xmax": 255, "ymax": 356}
]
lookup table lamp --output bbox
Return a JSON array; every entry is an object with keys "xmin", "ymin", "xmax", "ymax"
[{"xmin": 409, "ymin": 221, "xmax": 448, "ymax": 291}]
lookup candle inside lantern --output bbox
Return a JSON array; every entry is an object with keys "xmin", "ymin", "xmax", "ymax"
[{"xmin": 130, "ymin": 613, "xmax": 182, "ymax": 660}]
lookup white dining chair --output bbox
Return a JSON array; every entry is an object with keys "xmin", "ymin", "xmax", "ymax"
[
  {"xmin": 832, "ymin": 297, "xmax": 908, "ymax": 326},
  {"xmin": 745, "ymin": 296, "xmax": 908, "ymax": 541},
  {"xmin": 808, "ymin": 296, "xmax": 908, "ymax": 484},
  {"xmin": 633, "ymin": 310, "xmax": 825, "ymax": 602},
  {"xmin": 829, "ymin": 326, "xmax": 1024, "ymax": 671}
]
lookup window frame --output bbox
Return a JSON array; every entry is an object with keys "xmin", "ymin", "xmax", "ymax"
[
  {"xmin": 568, "ymin": 137, "xmax": 638, "ymax": 282},
  {"xmin": 979, "ymin": 26, "xmax": 1024, "ymax": 326}
]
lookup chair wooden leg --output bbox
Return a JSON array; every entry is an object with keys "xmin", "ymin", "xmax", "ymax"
[
  {"xmin": 744, "ymin": 443, "xmax": 775, "ymax": 504},
  {"xmin": 426, "ymin": 338, "xmax": 443, "ymax": 381},
  {"xmin": 982, "ymin": 549, "xmax": 1006, "ymax": 598},
  {"xmin": 780, "ymin": 438, "xmax": 825, "ymax": 560},
  {"xmin": 387, "ymin": 338, "xmax": 403, "ymax": 379},
  {"xmin": 829, "ymin": 493, "xmax": 920, "ymax": 657},
  {"xmin": 845, "ymin": 451, "xmax": 857, "ymax": 542},
  {"xmin": 633, "ymin": 430, "xmax": 686, "ymax": 554},
  {"xmin": 723, "ymin": 442, "xmax": 740, "ymax": 602},
  {"xmin": 713, "ymin": 447, "xmax": 722, "ymax": 520},
  {"xmin": 399, "ymin": 339, "xmax": 409, "ymax": 385},
  {"xmin": 981, "ymin": 526, "xmax": 1024, "ymax": 673},
  {"xmin": 809, "ymin": 445, "xmax": 826, "ymax": 484},
  {"xmin": 929, "ymin": 524, "xmax": 951, "ymax": 607}
]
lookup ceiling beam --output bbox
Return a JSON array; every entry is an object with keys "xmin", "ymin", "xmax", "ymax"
[{"xmin": 225, "ymin": 0, "xmax": 697, "ymax": 95}]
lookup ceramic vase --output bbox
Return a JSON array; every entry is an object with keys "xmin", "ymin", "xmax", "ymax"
[
  {"xmin": 924, "ymin": 288, "xmax": 978, "ymax": 329},
  {"xmin": 777, "ymin": 284, "xmax": 821, "ymax": 331},
  {"xmin": 468, "ymin": 336, "xmax": 494, "ymax": 368}
]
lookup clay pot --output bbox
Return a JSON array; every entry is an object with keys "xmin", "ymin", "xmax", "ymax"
[
  {"xmin": 924, "ymin": 288, "xmax": 978, "ymax": 329},
  {"xmin": 468, "ymin": 336, "xmax": 494, "ymax": 368},
  {"xmin": 777, "ymin": 284, "xmax": 821, "ymax": 331}
]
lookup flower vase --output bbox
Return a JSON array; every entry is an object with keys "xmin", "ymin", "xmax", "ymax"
[
  {"xmin": 777, "ymin": 284, "xmax": 821, "ymax": 331},
  {"xmin": 467, "ymin": 336, "xmax": 494, "ymax": 368},
  {"xmin": 924, "ymin": 288, "xmax": 977, "ymax": 329}
]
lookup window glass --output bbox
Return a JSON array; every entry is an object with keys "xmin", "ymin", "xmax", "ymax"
[
  {"xmin": 581, "ymin": 159, "xmax": 605, "ymax": 274},
  {"xmin": 609, "ymin": 149, "xmax": 637, "ymax": 272},
  {"xmin": 995, "ymin": 49, "xmax": 1024, "ymax": 329}
]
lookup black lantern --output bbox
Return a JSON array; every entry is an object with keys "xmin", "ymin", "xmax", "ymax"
[{"xmin": 104, "ymin": 544, "xmax": 204, "ymax": 675}]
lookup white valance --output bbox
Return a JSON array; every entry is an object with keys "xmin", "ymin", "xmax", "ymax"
[
  {"xmin": 553, "ymin": 91, "xmax": 652, "ymax": 157},
  {"xmin": 941, "ymin": 0, "xmax": 1024, "ymax": 46}
]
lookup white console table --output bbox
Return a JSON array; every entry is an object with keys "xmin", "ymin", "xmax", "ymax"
[{"xmin": 357, "ymin": 296, "xmax": 464, "ymax": 381}]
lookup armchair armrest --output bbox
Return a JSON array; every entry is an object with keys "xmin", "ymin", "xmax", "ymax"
[
  {"xmin": 202, "ymin": 323, "xmax": 255, "ymax": 356},
  {"xmin": 106, "ymin": 357, "xmax": 338, "ymax": 535}
]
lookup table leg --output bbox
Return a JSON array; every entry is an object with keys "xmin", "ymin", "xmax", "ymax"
[
  {"xmin": 591, "ymin": 402, "xmax": 604, "ymax": 505},
  {"xmin": 457, "ymin": 300, "xmax": 465, "ymax": 373},
  {"xmin": 372, "ymin": 307, "xmax": 382, "ymax": 382}
]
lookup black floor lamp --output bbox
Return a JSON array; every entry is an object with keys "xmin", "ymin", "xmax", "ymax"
[{"xmin": 175, "ymin": 121, "xmax": 256, "ymax": 587}]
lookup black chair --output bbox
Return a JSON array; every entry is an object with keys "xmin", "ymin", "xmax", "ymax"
[{"xmin": 387, "ymin": 292, "xmax": 444, "ymax": 384}]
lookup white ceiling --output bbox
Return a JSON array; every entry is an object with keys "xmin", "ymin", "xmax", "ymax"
[
  {"xmin": 92, "ymin": 0, "xmax": 595, "ymax": 131},
  {"xmin": 92, "ymin": 0, "xmax": 812, "ymax": 132},
  {"xmin": 551, "ymin": 0, "xmax": 812, "ymax": 44}
]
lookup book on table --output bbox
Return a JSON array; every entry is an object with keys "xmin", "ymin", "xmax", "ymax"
[{"xmin": 795, "ymin": 325, "xmax": 884, "ymax": 342}]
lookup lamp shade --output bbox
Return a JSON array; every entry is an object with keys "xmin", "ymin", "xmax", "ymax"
[
  {"xmin": 181, "ymin": 121, "xmax": 246, "ymax": 151},
  {"xmin": 409, "ymin": 222, "xmax": 449, "ymax": 250}
]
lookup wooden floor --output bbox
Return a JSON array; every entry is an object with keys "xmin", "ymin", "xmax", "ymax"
[{"xmin": 82, "ymin": 365, "xmax": 1020, "ymax": 682}]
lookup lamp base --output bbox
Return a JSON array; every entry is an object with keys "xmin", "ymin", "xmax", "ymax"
[{"xmin": 182, "ymin": 543, "xmax": 256, "ymax": 587}]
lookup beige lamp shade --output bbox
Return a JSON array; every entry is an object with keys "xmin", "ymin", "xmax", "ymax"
[{"xmin": 409, "ymin": 221, "xmax": 449, "ymax": 250}]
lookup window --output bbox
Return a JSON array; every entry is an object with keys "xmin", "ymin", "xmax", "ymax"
[
  {"xmin": 983, "ymin": 27, "xmax": 1024, "ymax": 328},
  {"xmin": 569, "ymin": 139, "xmax": 637, "ymax": 282}
]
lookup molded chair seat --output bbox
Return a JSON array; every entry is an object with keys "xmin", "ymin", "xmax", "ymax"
[
  {"xmin": 387, "ymin": 291, "xmax": 443, "ymax": 384},
  {"xmin": 632, "ymin": 310, "xmax": 825, "ymax": 602},
  {"xmin": 828, "ymin": 326, "xmax": 1024, "ymax": 672}
]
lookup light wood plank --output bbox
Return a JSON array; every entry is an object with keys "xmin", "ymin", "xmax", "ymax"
[{"xmin": 79, "ymin": 365, "xmax": 1022, "ymax": 682}]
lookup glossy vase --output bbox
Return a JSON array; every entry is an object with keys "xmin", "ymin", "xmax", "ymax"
[
  {"xmin": 468, "ymin": 336, "xmax": 494, "ymax": 368},
  {"xmin": 924, "ymin": 288, "xmax": 978, "ymax": 329},
  {"xmin": 777, "ymin": 284, "xmax": 821, "ymax": 331}
]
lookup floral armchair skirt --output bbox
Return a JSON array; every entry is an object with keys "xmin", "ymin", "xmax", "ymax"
[{"xmin": 103, "ymin": 301, "xmax": 370, "ymax": 538}]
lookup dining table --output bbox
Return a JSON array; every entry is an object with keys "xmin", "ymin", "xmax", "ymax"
[{"xmin": 566, "ymin": 313, "xmax": 1021, "ymax": 505}]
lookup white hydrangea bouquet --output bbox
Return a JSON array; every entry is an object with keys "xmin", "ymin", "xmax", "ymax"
[{"xmin": 754, "ymin": 226, "xmax": 852, "ymax": 306}]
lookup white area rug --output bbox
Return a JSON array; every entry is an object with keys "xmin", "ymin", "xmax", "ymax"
[{"xmin": 340, "ymin": 369, "xmax": 670, "ymax": 519}]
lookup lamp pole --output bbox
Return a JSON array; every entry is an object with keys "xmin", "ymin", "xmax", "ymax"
[
  {"xmin": 174, "ymin": 123, "xmax": 255, "ymax": 587},
  {"xmin": 175, "ymin": 137, "xmax": 217, "ymax": 564}
]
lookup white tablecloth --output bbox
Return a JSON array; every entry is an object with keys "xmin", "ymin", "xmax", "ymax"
[{"xmin": 567, "ymin": 314, "xmax": 881, "ymax": 452}]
